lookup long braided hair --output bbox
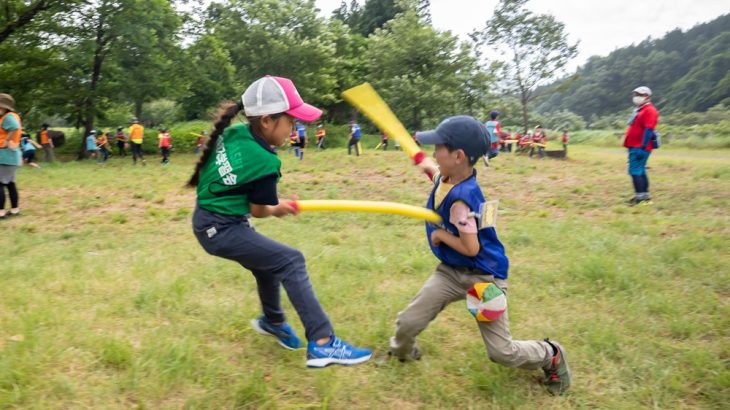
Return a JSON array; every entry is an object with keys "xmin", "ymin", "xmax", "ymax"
[
  {"xmin": 187, "ymin": 100, "xmax": 243, "ymax": 187},
  {"xmin": 187, "ymin": 101, "xmax": 286, "ymax": 187}
]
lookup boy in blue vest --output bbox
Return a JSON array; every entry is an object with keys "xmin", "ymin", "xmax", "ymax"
[{"xmin": 388, "ymin": 116, "xmax": 571, "ymax": 395}]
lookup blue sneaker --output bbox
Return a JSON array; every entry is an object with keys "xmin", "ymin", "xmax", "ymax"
[
  {"xmin": 251, "ymin": 316, "xmax": 302, "ymax": 350},
  {"xmin": 306, "ymin": 336, "xmax": 372, "ymax": 368}
]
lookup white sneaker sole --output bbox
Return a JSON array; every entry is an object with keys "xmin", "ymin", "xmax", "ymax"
[
  {"xmin": 306, "ymin": 354, "xmax": 372, "ymax": 368},
  {"xmin": 250, "ymin": 319, "xmax": 301, "ymax": 350}
]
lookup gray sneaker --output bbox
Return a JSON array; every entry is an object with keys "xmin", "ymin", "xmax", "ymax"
[{"xmin": 543, "ymin": 339, "xmax": 571, "ymax": 395}]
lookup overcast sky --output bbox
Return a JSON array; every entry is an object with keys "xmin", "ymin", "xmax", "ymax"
[{"xmin": 315, "ymin": 0, "xmax": 730, "ymax": 71}]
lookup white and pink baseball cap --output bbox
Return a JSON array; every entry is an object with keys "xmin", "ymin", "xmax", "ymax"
[{"xmin": 242, "ymin": 75, "xmax": 322, "ymax": 122}]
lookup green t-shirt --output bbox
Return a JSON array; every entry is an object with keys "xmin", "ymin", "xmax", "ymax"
[{"xmin": 196, "ymin": 124, "xmax": 281, "ymax": 216}]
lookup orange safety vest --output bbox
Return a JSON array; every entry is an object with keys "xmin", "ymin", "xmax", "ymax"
[
  {"xmin": 316, "ymin": 129, "xmax": 325, "ymax": 138},
  {"xmin": 129, "ymin": 124, "xmax": 144, "ymax": 143},
  {"xmin": 0, "ymin": 112, "xmax": 22, "ymax": 148},
  {"xmin": 39, "ymin": 129, "xmax": 50, "ymax": 144}
]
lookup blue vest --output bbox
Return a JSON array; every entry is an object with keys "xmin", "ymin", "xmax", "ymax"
[
  {"xmin": 351, "ymin": 124, "xmax": 361, "ymax": 139},
  {"xmin": 425, "ymin": 172, "xmax": 509, "ymax": 279}
]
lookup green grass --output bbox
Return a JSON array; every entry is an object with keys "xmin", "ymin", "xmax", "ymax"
[{"xmin": 1, "ymin": 145, "xmax": 728, "ymax": 408}]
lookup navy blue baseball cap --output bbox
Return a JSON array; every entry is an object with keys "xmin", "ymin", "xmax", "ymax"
[
  {"xmin": 490, "ymin": 110, "xmax": 500, "ymax": 119},
  {"xmin": 416, "ymin": 116, "xmax": 489, "ymax": 162}
]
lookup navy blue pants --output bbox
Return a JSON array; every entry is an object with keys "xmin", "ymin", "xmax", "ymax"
[{"xmin": 192, "ymin": 206, "xmax": 333, "ymax": 341}]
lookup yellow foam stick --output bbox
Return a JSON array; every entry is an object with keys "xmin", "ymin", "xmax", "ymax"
[
  {"xmin": 291, "ymin": 200, "xmax": 441, "ymax": 224},
  {"xmin": 342, "ymin": 83, "xmax": 429, "ymax": 172}
]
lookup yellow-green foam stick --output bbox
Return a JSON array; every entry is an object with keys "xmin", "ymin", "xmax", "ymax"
[
  {"xmin": 290, "ymin": 200, "xmax": 441, "ymax": 224},
  {"xmin": 342, "ymin": 83, "xmax": 433, "ymax": 179}
]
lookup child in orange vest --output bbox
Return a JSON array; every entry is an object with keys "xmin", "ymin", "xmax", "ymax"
[
  {"xmin": 315, "ymin": 124, "xmax": 326, "ymax": 150},
  {"xmin": 158, "ymin": 128, "xmax": 172, "ymax": 164}
]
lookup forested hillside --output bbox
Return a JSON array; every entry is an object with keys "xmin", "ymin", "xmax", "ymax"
[{"xmin": 537, "ymin": 14, "xmax": 730, "ymax": 118}]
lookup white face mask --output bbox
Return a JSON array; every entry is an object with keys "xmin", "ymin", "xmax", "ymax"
[{"xmin": 633, "ymin": 96, "xmax": 647, "ymax": 106}]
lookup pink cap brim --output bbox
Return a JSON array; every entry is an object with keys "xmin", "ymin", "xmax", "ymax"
[{"xmin": 286, "ymin": 103, "xmax": 322, "ymax": 122}]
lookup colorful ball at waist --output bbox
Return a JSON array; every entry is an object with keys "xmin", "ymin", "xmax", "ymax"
[{"xmin": 466, "ymin": 282, "xmax": 507, "ymax": 322}]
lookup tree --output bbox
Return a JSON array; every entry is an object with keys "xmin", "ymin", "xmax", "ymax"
[
  {"xmin": 179, "ymin": 35, "xmax": 236, "ymax": 120},
  {"xmin": 475, "ymin": 0, "xmax": 577, "ymax": 132},
  {"xmin": 365, "ymin": 7, "xmax": 493, "ymax": 130},
  {"xmin": 0, "ymin": 0, "xmax": 85, "ymax": 122},
  {"xmin": 110, "ymin": 0, "xmax": 183, "ymax": 119},
  {"xmin": 51, "ymin": 0, "xmax": 183, "ymax": 158},
  {"xmin": 208, "ymin": 0, "xmax": 341, "ymax": 111},
  {"xmin": 0, "ymin": 0, "xmax": 63, "ymax": 44},
  {"xmin": 330, "ymin": 0, "xmax": 430, "ymax": 37}
]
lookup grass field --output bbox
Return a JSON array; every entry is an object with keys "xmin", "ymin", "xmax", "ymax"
[{"xmin": 1, "ymin": 144, "xmax": 728, "ymax": 409}]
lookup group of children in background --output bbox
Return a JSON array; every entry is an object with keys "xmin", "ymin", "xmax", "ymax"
[
  {"xmin": 284, "ymin": 114, "xmax": 568, "ymax": 165},
  {"xmin": 483, "ymin": 111, "xmax": 569, "ymax": 165},
  {"xmin": 84, "ymin": 120, "xmax": 190, "ymax": 166}
]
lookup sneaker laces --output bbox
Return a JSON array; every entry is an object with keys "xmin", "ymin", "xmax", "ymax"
[{"xmin": 329, "ymin": 337, "xmax": 351, "ymax": 358}]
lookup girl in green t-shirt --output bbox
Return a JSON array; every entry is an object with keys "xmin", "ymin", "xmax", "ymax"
[{"xmin": 188, "ymin": 76, "xmax": 371, "ymax": 368}]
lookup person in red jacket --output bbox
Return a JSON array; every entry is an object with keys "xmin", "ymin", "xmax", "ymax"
[{"xmin": 624, "ymin": 86, "xmax": 659, "ymax": 205}]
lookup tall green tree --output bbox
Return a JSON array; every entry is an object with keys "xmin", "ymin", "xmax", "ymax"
[
  {"xmin": 179, "ymin": 35, "xmax": 237, "ymax": 120},
  {"xmin": 110, "ymin": 0, "xmax": 182, "ymax": 119},
  {"xmin": 0, "ymin": 0, "xmax": 85, "ymax": 122},
  {"xmin": 330, "ymin": 0, "xmax": 430, "ymax": 37},
  {"xmin": 53, "ymin": 0, "xmax": 184, "ymax": 157},
  {"xmin": 207, "ymin": 0, "xmax": 341, "ymax": 111},
  {"xmin": 365, "ymin": 6, "xmax": 492, "ymax": 130},
  {"xmin": 0, "ymin": 0, "xmax": 67, "ymax": 44},
  {"xmin": 474, "ymin": 0, "xmax": 577, "ymax": 132}
]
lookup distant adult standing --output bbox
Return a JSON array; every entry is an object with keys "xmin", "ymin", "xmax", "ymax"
[
  {"xmin": 0, "ymin": 94, "xmax": 22, "ymax": 218},
  {"xmin": 129, "ymin": 118, "xmax": 146, "ymax": 165},
  {"xmin": 37, "ymin": 123, "xmax": 54, "ymax": 162},
  {"xmin": 295, "ymin": 121, "xmax": 306, "ymax": 160},
  {"xmin": 348, "ymin": 120, "xmax": 361, "ymax": 156},
  {"xmin": 561, "ymin": 129, "xmax": 568, "ymax": 151},
  {"xmin": 484, "ymin": 110, "xmax": 501, "ymax": 165},
  {"xmin": 624, "ymin": 86, "xmax": 659, "ymax": 205}
]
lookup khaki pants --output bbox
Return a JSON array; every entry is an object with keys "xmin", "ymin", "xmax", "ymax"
[{"xmin": 390, "ymin": 263, "xmax": 552, "ymax": 370}]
